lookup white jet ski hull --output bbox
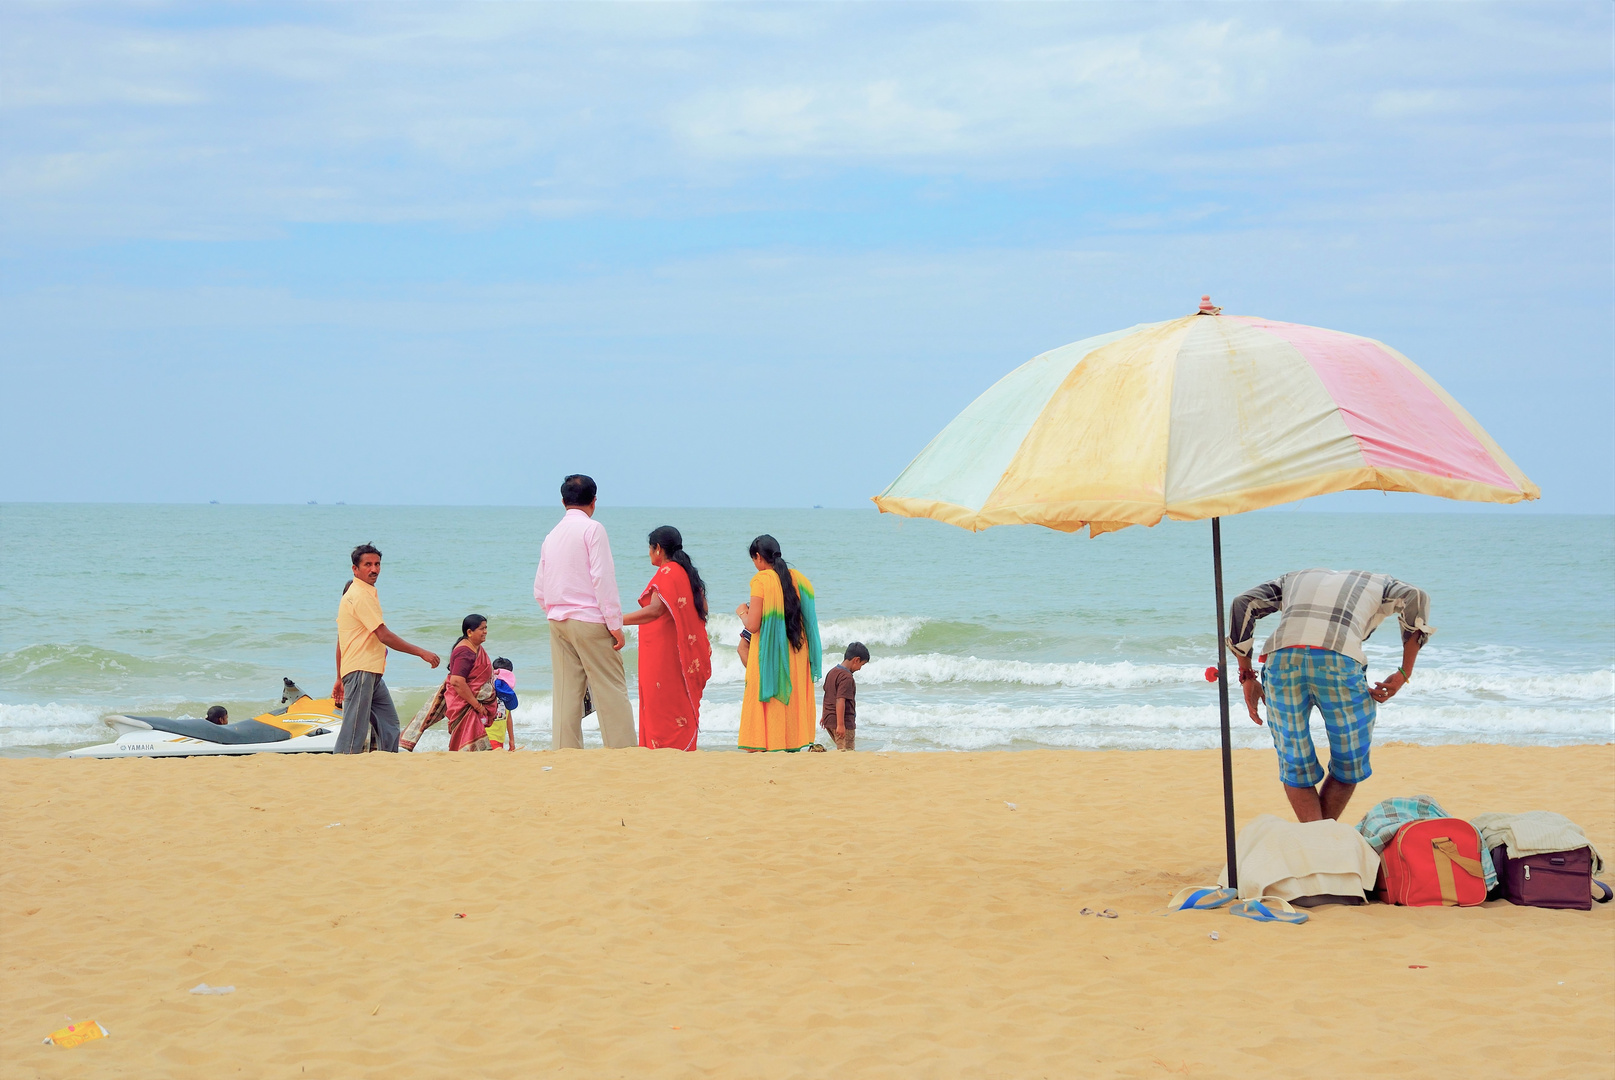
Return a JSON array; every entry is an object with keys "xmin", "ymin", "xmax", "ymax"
[
  {"xmin": 62, "ymin": 693, "xmax": 344, "ymax": 758},
  {"xmin": 63, "ymin": 722, "xmax": 339, "ymax": 758}
]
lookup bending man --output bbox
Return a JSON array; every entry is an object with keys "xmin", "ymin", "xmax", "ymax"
[{"xmin": 1230, "ymin": 568, "xmax": 1433, "ymax": 822}]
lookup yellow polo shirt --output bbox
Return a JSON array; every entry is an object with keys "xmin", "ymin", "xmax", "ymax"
[{"xmin": 337, "ymin": 579, "xmax": 387, "ymax": 677}]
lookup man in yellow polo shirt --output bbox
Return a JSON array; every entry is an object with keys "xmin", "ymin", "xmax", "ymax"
[{"xmin": 332, "ymin": 543, "xmax": 440, "ymax": 754}]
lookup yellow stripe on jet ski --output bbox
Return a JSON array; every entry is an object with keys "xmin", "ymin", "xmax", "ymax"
[{"xmin": 252, "ymin": 695, "xmax": 342, "ymax": 738}]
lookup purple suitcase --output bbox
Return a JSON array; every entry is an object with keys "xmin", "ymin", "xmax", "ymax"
[{"xmin": 1489, "ymin": 845, "xmax": 1607, "ymax": 910}]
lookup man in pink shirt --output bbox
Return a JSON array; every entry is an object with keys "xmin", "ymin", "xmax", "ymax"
[{"xmin": 533, "ymin": 475, "xmax": 636, "ymax": 749}]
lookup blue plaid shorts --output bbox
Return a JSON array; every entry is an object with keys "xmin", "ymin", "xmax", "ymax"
[{"xmin": 1262, "ymin": 647, "xmax": 1377, "ymax": 788}]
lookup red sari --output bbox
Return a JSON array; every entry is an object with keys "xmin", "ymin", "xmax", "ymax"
[{"xmin": 637, "ymin": 561, "xmax": 712, "ymax": 751}]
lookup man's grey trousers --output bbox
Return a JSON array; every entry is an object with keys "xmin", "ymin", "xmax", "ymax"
[{"xmin": 336, "ymin": 670, "xmax": 400, "ymax": 753}]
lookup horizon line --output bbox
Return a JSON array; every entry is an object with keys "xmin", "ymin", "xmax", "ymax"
[{"xmin": 1, "ymin": 501, "xmax": 1605, "ymax": 517}]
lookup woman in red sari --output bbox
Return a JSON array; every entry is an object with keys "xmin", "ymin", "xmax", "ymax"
[{"xmin": 622, "ymin": 526, "xmax": 712, "ymax": 750}]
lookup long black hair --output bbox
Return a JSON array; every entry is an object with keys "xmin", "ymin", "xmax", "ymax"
[
  {"xmin": 455, "ymin": 613, "xmax": 487, "ymax": 649},
  {"xmin": 748, "ymin": 534, "xmax": 803, "ymax": 649},
  {"xmin": 648, "ymin": 525, "xmax": 707, "ymax": 622}
]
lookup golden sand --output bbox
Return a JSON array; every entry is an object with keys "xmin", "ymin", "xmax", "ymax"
[{"xmin": 3, "ymin": 744, "xmax": 1611, "ymax": 1078}]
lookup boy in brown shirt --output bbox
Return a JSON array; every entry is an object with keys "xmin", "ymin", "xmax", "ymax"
[{"xmin": 821, "ymin": 642, "xmax": 869, "ymax": 751}]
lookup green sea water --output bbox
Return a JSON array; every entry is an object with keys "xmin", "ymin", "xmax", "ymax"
[{"xmin": 1, "ymin": 504, "xmax": 1610, "ymax": 754}]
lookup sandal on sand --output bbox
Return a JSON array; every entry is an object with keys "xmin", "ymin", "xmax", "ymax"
[
  {"xmin": 1229, "ymin": 896, "xmax": 1308, "ymax": 925},
  {"xmin": 1165, "ymin": 886, "xmax": 1239, "ymax": 911}
]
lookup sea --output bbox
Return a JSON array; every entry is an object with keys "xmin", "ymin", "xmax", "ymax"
[{"xmin": 1, "ymin": 504, "xmax": 1610, "ymax": 756}]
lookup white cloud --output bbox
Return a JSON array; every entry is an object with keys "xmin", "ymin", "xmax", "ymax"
[
  {"xmin": 0, "ymin": 3, "xmax": 1606, "ymax": 238},
  {"xmin": 668, "ymin": 19, "xmax": 1293, "ymax": 160}
]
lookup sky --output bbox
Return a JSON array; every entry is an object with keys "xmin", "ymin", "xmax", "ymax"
[{"xmin": 1, "ymin": 2, "xmax": 1610, "ymax": 511}]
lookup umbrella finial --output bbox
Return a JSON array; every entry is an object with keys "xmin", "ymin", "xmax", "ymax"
[{"xmin": 1198, "ymin": 295, "xmax": 1222, "ymax": 315}]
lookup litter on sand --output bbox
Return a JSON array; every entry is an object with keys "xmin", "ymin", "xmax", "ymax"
[
  {"xmin": 1005, "ymin": 802, "xmax": 1017, "ymax": 810},
  {"xmin": 1209, "ymin": 932, "xmax": 1220, "ymax": 941},
  {"xmin": 542, "ymin": 766, "xmax": 553, "ymax": 772},
  {"xmin": 190, "ymin": 983, "xmax": 234, "ymax": 995},
  {"xmin": 326, "ymin": 823, "xmax": 342, "ymax": 828},
  {"xmin": 43, "ymin": 1020, "xmax": 108, "ymax": 1047}
]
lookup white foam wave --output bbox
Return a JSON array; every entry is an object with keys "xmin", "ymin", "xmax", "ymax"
[
  {"xmin": 704, "ymin": 614, "xmax": 925, "ymax": 648},
  {"xmin": 6, "ymin": 665, "xmax": 1611, "ymax": 754},
  {"xmin": 708, "ymin": 653, "xmax": 748, "ymax": 686},
  {"xmin": 1401, "ymin": 668, "xmax": 1613, "ymax": 702},
  {"xmin": 684, "ymin": 643, "xmax": 1614, "ymax": 700},
  {"xmin": 817, "ymin": 617, "xmax": 928, "ymax": 648},
  {"xmin": 0, "ymin": 701, "xmax": 117, "ymax": 749},
  {"xmin": 859, "ymin": 655, "xmax": 1201, "ymax": 689},
  {"xmin": 702, "ymin": 652, "xmax": 1199, "ymax": 691},
  {"xmin": 686, "ymin": 699, "xmax": 1613, "ymax": 752}
]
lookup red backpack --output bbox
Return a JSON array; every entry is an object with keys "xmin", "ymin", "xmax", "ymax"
[{"xmin": 1379, "ymin": 819, "xmax": 1488, "ymax": 907}]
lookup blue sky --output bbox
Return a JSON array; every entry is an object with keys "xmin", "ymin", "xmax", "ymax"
[{"xmin": 2, "ymin": 2, "xmax": 1610, "ymax": 511}]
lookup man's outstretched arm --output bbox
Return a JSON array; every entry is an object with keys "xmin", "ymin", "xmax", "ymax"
[{"xmin": 376, "ymin": 624, "xmax": 441, "ymax": 668}]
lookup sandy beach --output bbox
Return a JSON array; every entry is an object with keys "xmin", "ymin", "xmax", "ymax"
[{"xmin": 3, "ymin": 744, "xmax": 1610, "ymax": 1078}]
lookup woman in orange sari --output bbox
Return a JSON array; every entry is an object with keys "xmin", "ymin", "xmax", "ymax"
[
  {"xmin": 736, "ymin": 534, "xmax": 822, "ymax": 752},
  {"xmin": 621, "ymin": 526, "xmax": 712, "ymax": 751}
]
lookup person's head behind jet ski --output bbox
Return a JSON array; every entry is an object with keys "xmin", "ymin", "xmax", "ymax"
[{"xmin": 205, "ymin": 706, "xmax": 229, "ymax": 725}]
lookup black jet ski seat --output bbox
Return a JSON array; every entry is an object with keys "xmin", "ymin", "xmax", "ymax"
[{"xmin": 125, "ymin": 716, "xmax": 293, "ymax": 744}]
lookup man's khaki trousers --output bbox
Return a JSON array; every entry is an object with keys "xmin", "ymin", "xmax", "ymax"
[{"xmin": 548, "ymin": 619, "xmax": 636, "ymax": 749}]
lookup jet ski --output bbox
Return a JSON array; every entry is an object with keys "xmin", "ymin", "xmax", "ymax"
[{"xmin": 63, "ymin": 679, "xmax": 343, "ymax": 759}]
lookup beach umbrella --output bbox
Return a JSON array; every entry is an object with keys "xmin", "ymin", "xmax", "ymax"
[{"xmin": 872, "ymin": 298, "xmax": 1538, "ymax": 887}]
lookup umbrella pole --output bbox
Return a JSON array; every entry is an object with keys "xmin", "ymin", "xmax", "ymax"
[{"xmin": 1211, "ymin": 517, "xmax": 1239, "ymax": 891}]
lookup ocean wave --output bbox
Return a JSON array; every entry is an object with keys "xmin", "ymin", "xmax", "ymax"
[
  {"xmin": 818, "ymin": 617, "xmax": 928, "ymax": 647},
  {"xmin": 704, "ymin": 652, "xmax": 1208, "ymax": 690},
  {"xmin": 0, "ymin": 695, "xmax": 564, "ymax": 753},
  {"xmin": 703, "ymin": 614, "xmax": 926, "ymax": 648},
  {"xmin": 708, "ymin": 653, "xmax": 748, "ymax": 686},
  {"xmin": 0, "ymin": 643, "xmax": 144, "ymax": 677},
  {"xmin": 0, "ymin": 701, "xmax": 116, "ymax": 750},
  {"xmin": 699, "ymin": 651, "xmax": 1194, "ymax": 691},
  {"xmin": 1399, "ymin": 668, "xmax": 1613, "ymax": 702},
  {"xmin": 859, "ymin": 655, "xmax": 1200, "ymax": 689},
  {"xmin": 5, "ymin": 693, "xmax": 1609, "ymax": 754},
  {"xmin": 688, "ymin": 699, "xmax": 1612, "ymax": 752},
  {"xmin": 652, "ymin": 654, "xmax": 1615, "ymax": 703},
  {"xmin": 0, "ymin": 643, "xmax": 259, "ymax": 693}
]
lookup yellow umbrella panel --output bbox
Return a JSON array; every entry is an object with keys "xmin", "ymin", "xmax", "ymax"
[{"xmin": 875, "ymin": 312, "xmax": 1536, "ymax": 535}]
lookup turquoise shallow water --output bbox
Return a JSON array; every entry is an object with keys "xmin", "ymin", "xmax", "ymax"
[{"xmin": 1, "ymin": 504, "xmax": 1610, "ymax": 755}]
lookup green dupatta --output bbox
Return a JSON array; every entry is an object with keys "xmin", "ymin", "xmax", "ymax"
[{"xmin": 755, "ymin": 569, "xmax": 821, "ymax": 704}]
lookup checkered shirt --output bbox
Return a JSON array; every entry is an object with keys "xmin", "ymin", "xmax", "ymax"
[{"xmin": 1228, "ymin": 568, "xmax": 1434, "ymax": 666}]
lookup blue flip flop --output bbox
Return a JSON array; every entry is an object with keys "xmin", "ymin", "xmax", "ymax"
[
  {"xmin": 1229, "ymin": 896, "xmax": 1309, "ymax": 924},
  {"xmin": 1165, "ymin": 886, "xmax": 1240, "ymax": 911}
]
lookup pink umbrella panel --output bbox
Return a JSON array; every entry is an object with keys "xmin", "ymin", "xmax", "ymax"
[{"xmin": 873, "ymin": 312, "xmax": 1537, "ymax": 536}]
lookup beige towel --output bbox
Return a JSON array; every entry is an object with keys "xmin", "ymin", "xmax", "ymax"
[
  {"xmin": 1218, "ymin": 814, "xmax": 1382, "ymax": 901},
  {"xmin": 1472, "ymin": 811, "xmax": 1603, "ymax": 873}
]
